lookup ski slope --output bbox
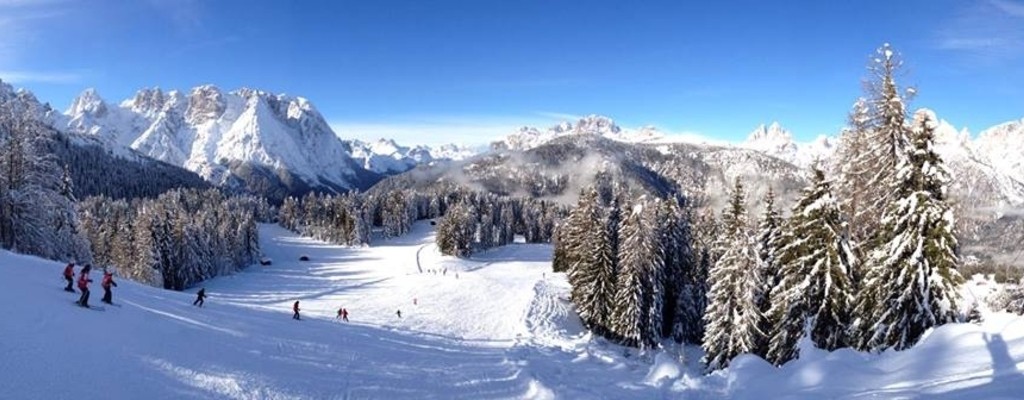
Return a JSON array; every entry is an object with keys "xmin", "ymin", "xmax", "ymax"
[{"xmin": 3, "ymin": 221, "xmax": 1024, "ymax": 399}]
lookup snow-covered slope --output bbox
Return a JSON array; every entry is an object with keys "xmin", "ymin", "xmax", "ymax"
[
  {"xmin": 4, "ymin": 222, "xmax": 1024, "ymax": 398},
  {"xmin": 62, "ymin": 86, "xmax": 369, "ymax": 191},
  {"xmin": 974, "ymin": 117, "xmax": 1024, "ymax": 205}
]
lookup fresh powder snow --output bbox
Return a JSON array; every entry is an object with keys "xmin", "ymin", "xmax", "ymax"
[{"xmin": 2, "ymin": 221, "xmax": 1024, "ymax": 399}]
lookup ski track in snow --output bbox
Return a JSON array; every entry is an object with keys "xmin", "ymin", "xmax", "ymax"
[{"xmin": 4, "ymin": 221, "xmax": 1024, "ymax": 399}]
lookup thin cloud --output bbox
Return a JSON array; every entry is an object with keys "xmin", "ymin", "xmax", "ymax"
[
  {"xmin": 534, "ymin": 111, "xmax": 584, "ymax": 121},
  {"xmin": 169, "ymin": 35, "xmax": 241, "ymax": 57},
  {"xmin": 147, "ymin": 0, "xmax": 204, "ymax": 32},
  {"xmin": 330, "ymin": 114, "xmax": 564, "ymax": 147},
  {"xmin": 990, "ymin": 0, "xmax": 1024, "ymax": 17},
  {"xmin": 935, "ymin": 0, "xmax": 1024, "ymax": 63},
  {"xmin": 0, "ymin": 70, "xmax": 81, "ymax": 84},
  {"xmin": 0, "ymin": 0, "xmax": 81, "ymax": 84}
]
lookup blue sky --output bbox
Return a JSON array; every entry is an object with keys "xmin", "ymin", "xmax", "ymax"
[{"xmin": 1, "ymin": 0, "xmax": 1022, "ymax": 146}]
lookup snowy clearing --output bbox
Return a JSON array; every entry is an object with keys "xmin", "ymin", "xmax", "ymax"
[{"xmin": 2, "ymin": 221, "xmax": 1024, "ymax": 399}]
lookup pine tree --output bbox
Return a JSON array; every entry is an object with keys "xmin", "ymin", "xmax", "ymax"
[
  {"xmin": 833, "ymin": 98, "xmax": 875, "ymax": 264},
  {"xmin": 681, "ymin": 202, "xmax": 717, "ymax": 345},
  {"xmin": 644, "ymin": 199, "xmax": 667, "ymax": 347},
  {"xmin": 754, "ymin": 187, "xmax": 784, "ymax": 356},
  {"xmin": 703, "ymin": 178, "xmax": 764, "ymax": 371},
  {"xmin": 860, "ymin": 43, "xmax": 914, "ymax": 250},
  {"xmin": 611, "ymin": 197, "xmax": 660, "ymax": 348},
  {"xmin": 660, "ymin": 196, "xmax": 695, "ymax": 342},
  {"xmin": 567, "ymin": 187, "xmax": 619, "ymax": 334},
  {"xmin": 853, "ymin": 110, "xmax": 965, "ymax": 351},
  {"xmin": 437, "ymin": 201, "xmax": 474, "ymax": 257},
  {"xmin": 766, "ymin": 167, "xmax": 856, "ymax": 365}
]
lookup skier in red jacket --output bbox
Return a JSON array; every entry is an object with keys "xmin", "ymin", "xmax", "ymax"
[
  {"xmin": 293, "ymin": 300, "xmax": 301, "ymax": 320},
  {"xmin": 100, "ymin": 269, "xmax": 118, "ymax": 304},
  {"xmin": 76, "ymin": 264, "xmax": 93, "ymax": 307},
  {"xmin": 63, "ymin": 263, "xmax": 75, "ymax": 292}
]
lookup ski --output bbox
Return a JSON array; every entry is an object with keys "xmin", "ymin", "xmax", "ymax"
[{"xmin": 72, "ymin": 301, "xmax": 105, "ymax": 311}]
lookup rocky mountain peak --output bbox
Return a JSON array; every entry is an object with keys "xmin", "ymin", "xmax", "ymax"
[
  {"xmin": 186, "ymin": 85, "xmax": 226, "ymax": 124},
  {"xmin": 67, "ymin": 88, "xmax": 108, "ymax": 118},
  {"xmin": 0, "ymin": 79, "xmax": 20, "ymax": 103},
  {"xmin": 746, "ymin": 122, "xmax": 792, "ymax": 143},
  {"xmin": 574, "ymin": 114, "xmax": 620, "ymax": 135},
  {"xmin": 126, "ymin": 87, "xmax": 169, "ymax": 115}
]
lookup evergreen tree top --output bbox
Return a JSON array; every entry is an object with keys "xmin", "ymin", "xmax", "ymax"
[{"xmin": 722, "ymin": 177, "xmax": 749, "ymax": 236}]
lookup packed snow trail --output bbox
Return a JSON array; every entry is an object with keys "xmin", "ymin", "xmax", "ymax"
[{"xmin": 5, "ymin": 221, "xmax": 1024, "ymax": 399}]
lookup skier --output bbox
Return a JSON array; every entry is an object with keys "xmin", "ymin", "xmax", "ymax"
[
  {"xmin": 193, "ymin": 288, "xmax": 206, "ymax": 307},
  {"xmin": 337, "ymin": 307, "xmax": 344, "ymax": 320},
  {"xmin": 396, "ymin": 309, "xmax": 402, "ymax": 318},
  {"xmin": 342, "ymin": 308, "xmax": 348, "ymax": 322},
  {"xmin": 76, "ymin": 264, "xmax": 93, "ymax": 307},
  {"xmin": 100, "ymin": 269, "xmax": 118, "ymax": 304},
  {"xmin": 293, "ymin": 300, "xmax": 301, "ymax": 320},
  {"xmin": 413, "ymin": 298, "xmax": 417, "ymax": 305},
  {"xmin": 62, "ymin": 262, "xmax": 75, "ymax": 292}
]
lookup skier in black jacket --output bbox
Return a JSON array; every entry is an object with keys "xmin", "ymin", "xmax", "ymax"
[{"xmin": 193, "ymin": 288, "xmax": 206, "ymax": 307}]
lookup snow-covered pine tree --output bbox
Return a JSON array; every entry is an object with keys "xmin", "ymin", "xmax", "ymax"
[
  {"xmin": 703, "ymin": 178, "xmax": 764, "ymax": 371},
  {"xmin": 567, "ymin": 189, "xmax": 600, "ymax": 322},
  {"xmin": 754, "ymin": 187, "xmax": 784, "ymax": 356},
  {"xmin": 672, "ymin": 203, "xmax": 703, "ymax": 344},
  {"xmin": 611, "ymin": 197, "xmax": 661, "ymax": 348},
  {"xmin": 765, "ymin": 166, "xmax": 856, "ymax": 366},
  {"xmin": 644, "ymin": 199, "xmax": 667, "ymax": 347},
  {"xmin": 278, "ymin": 197, "xmax": 300, "ymax": 232},
  {"xmin": 859, "ymin": 43, "xmax": 914, "ymax": 250},
  {"xmin": 56, "ymin": 163, "xmax": 92, "ymax": 262},
  {"xmin": 854, "ymin": 110, "xmax": 965, "ymax": 352},
  {"xmin": 499, "ymin": 204, "xmax": 515, "ymax": 246},
  {"xmin": 566, "ymin": 187, "xmax": 619, "ymax": 335},
  {"xmin": 833, "ymin": 98, "xmax": 875, "ymax": 263},
  {"xmin": 437, "ymin": 201, "xmax": 474, "ymax": 257},
  {"xmin": 129, "ymin": 208, "xmax": 164, "ymax": 287},
  {"xmin": 681, "ymin": 196, "xmax": 717, "ymax": 345},
  {"xmin": 659, "ymin": 196, "xmax": 692, "ymax": 341}
]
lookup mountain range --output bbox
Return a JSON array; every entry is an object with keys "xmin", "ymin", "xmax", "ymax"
[
  {"xmin": 489, "ymin": 114, "xmax": 1024, "ymax": 211},
  {"xmin": 4, "ymin": 78, "xmax": 1023, "ymax": 263},
  {"xmin": 45, "ymin": 84, "xmax": 479, "ymax": 201}
]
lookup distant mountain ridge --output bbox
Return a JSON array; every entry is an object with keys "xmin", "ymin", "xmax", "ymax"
[
  {"xmin": 345, "ymin": 138, "xmax": 477, "ymax": 174},
  {"xmin": 57, "ymin": 85, "xmax": 483, "ymax": 200},
  {"xmin": 488, "ymin": 112, "xmax": 1024, "ymax": 212}
]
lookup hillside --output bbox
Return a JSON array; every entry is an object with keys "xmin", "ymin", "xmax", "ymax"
[{"xmin": 3, "ymin": 222, "xmax": 1024, "ymax": 398}]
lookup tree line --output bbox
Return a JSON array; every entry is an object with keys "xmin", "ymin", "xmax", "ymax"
[
  {"xmin": 277, "ymin": 183, "xmax": 566, "ymax": 257},
  {"xmin": 78, "ymin": 188, "xmax": 271, "ymax": 290}
]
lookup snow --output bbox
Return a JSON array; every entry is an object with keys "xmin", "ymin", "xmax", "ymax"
[
  {"xmin": 345, "ymin": 139, "xmax": 476, "ymax": 175},
  {"xmin": 5, "ymin": 221, "xmax": 1024, "ymax": 398},
  {"xmin": 63, "ymin": 86, "xmax": 362, "ymax": 189}
]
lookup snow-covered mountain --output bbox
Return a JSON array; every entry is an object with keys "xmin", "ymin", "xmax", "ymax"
[
  {"xmin": 61, "ymin": 85, "xmax": 486, "ymax": 197},
  {"xmin": 739, "ymin": 122, "xmax": 835, "ymax": 167},
  {"xmin": 346, "ymin": 138, "xmax": 477, "ymax": 174},
  {"xmin": 0, "ymin": 79, "xmax": 210, "ymax": 199},
  {"xmin": 491, "ymin": 115, "xmax": 671, "ymax": 152},
  {"xmin": 62, "ymin": 86, "xmax": 376, "ymax": 199}
]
